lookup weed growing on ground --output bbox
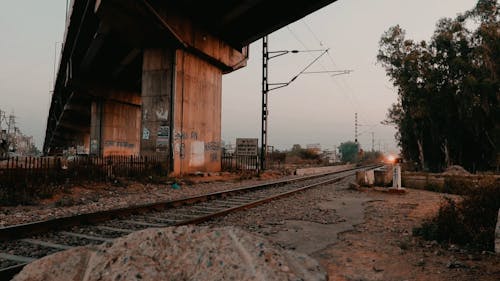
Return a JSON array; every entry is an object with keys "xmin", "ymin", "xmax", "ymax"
[{"xmin": 414, "ymin": 177, "xmax": 500, "ymax": 251}]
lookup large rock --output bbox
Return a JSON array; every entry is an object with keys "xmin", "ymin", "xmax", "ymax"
[{"xmin": 13, "ymin": 226, "xmax": 327, "ymax": 281}]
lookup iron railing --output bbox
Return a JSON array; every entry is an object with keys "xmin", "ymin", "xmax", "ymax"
[
  {"xmin": 221, "ymin": 153, "xmax": 259, "ymax": 173},
  {"xmin": 0, "ymin": 155, "xmax": 167, "ymax": 204}
]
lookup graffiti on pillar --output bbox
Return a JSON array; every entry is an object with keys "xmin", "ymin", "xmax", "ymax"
[
  {"xmin": 157, "ymin": 126, "xmax": 170, "ymax": 151},
  {"xmin": 142, "ymin": 109, "xmax": 149, "ymax": 121},
  {"xmin": 174, "ymin": 131, "xmax": 187, "ymax": 140},
  {"xmin": 90, "ymin": 139, "xmax": 99, "ymax": 154},
  {"xmin": 77, "ymin": 145, "xmax": 89, "ymax": 155},
  {"xmin": 191, "ymin": 131, "xmax": 198, "ymax": 140},
  {"xmin": 142, "ymin": 128, "xmax": 150, "ymax": 140},
  {"xmin": 210, "ymin": 152, "xmax": 218, "ymax": 162},
  {"xmin": 204, "ymin": 141, "xmax": 221, "ymax": 152},
  {"xmin": 104, "ymin": 141, "xmax": 135, "ymax": 148},
  {"xmin": 180, "ymin": 143, "xmax": 185, "ymax": 159},
  {"xmin": 156, "ymin": 109, "xmax": 169, "ymax": 121}
]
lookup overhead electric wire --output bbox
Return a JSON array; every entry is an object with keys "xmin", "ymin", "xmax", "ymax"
[
  {"xmin": 302, "ymin": 20, "xmax": 324, "ymax": 47},
  {"xmin": 293, "ymin": 20, "xmax": 382, "ymax": 149},
  {"xmin": 287, "ymin": 24, "xmax": 360, "ymax": 113},
  {"xmin": 299, "ymin": 20, "xmax": 374, "ymax": 129}
]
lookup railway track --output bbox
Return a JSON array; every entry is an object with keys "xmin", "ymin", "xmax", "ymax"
[{"xmin": 0, "ymin": 165, "xmax": 379, "ymax": 280}]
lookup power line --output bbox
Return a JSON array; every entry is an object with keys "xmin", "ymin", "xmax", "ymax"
[
  {"xmin": 299, "ymin": 20, "xmax": 374, "ymax": 128},
  {"xmin": 302, "ymin": 19, "xmax": 324, "ymax": 47},
  {"xmin": 287, "ymin": 24, "xmax": 361, "ymax": 121},
  {"xmin": 286, "ymin": 22, "xmax": 391, "ymax": 151}
]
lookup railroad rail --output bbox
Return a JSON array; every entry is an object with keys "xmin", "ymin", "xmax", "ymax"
[{"xmin": 0, "ymin": 165, "xmax": 380, "ymax": 279}]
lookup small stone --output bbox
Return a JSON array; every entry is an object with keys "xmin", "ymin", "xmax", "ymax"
[
  {"xmin": 446, "ymin": 260, "xmax": 468, "ymax": 269},
  {"xmin": 373, "ymin": 266, "xmax": 384, "ymax": 272},
  {"xmin": 416, "ymin": 258, "xmax": 425, "ymax": 266}
]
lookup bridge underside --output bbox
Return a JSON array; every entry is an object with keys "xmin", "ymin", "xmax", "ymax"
[{"xmin": 44, "ymin": 0, "xmax": 337, "ymax": 175}]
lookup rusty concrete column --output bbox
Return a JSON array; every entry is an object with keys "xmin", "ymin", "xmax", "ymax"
[
  {"xmin": 141, "ymin": 49, "xmax": 174, "ymax": 166},
  {"xmin": 173, "ymin": 50, "xmax": 223, "ymax": 175},
  {"xmin": 90, "ymin": 99, "xmax": 103, "ymax": 155},
  {"xmin": 90, "ymin": 93, "xmax": 141, "ymax": 157}
]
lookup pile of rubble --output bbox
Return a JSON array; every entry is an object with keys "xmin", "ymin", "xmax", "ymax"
[{"xmin": 13, "ymin": 226, "xmax": 327, "ymax": 281}]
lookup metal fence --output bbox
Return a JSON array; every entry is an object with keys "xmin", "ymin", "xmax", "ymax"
[
  {"xmin": 0, "ymin": 155, "xmax": 167, "ymax": 203},
  {"xmin": 221, "ymin": 153, "xmax": 259, "ymax": 173}
]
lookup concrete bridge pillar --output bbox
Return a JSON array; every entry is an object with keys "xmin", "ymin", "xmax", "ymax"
[
  {"xmin": 140, "ymin": 49, "xmax": 222, "ymax": 175},
  {"xmin": 90, "ymin": 90, "xmax": 141, "ymax": 156},
  {"xmin": 172, "ymin": 50, "xmax": 222, "ymax": 175},
  {"xmin": 140, "ymin": 49, "xmax": 174, "ymax": 164}
]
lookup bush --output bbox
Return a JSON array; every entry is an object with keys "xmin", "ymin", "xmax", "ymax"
[
  {"xmin": 442, "ymin": 177, "xmax": 475, "ymax": 195},
  {"xmin": 414, "ymin": 177, "xmax": 500, "ymax": 251}
]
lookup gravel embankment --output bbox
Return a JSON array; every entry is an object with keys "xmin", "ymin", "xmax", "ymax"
[
  {"xmin": 205, "ymin": 176, "xmax": 353, "ymax": 238},
  {"xmin": 0, "ymin": 173, "xmax": 299, "ymax": 227}
]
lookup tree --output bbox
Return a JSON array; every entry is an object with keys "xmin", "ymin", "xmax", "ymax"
[
  {"xmin": 339, "ymin": 141, "xmax": 359, "ymax": 163},
  {"xmin": 378, "ymin": 0, "xmax": 499, "ymax": 172}
]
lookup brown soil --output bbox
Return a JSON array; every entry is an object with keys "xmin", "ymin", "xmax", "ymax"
[
  {"xmin": 322, "ymin": 188, "xmax": 500, "ymax": 281},
  {"xmin": 35, "ymin": 172, "xmax": 274, "ymax": 206},
  {"xmin": 210, "ymin": 178, "xmax": 500, "ymax": 281}
]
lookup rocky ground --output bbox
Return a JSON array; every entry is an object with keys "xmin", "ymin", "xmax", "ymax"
[
  {"xmin": 0, "ymin": 171, "xmax": 288, "ymax": 227},
  {"xmin": 209, "ymin": 176, "xmax": 500, "ymax": 281},
  {"xmin": 14, "ymin": 226, "xmax": 327, "ymax": 281},
  {"xmin": 3, "ymin": 172, "xmax": 499, "ymax": 280}
]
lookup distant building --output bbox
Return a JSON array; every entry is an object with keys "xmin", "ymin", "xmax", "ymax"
[
  {"xmin": 0, "ymin": 109, "xmax": 39, "ymax": 157},
  {"xmin": 222, "ymin": 141, "xmax": 235, "ymax": 154},
  {"xmin": 306, "ymin": 143, "xmax": 321, "ymax": 155},
  {"xmin": 322, "ymin": 149, "xmax": 341, "ymax": 164}
]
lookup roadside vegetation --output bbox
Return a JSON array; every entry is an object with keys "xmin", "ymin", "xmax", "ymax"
[
  {"xmin": 414, "ymin": 177, "xmax": 500, "ymax": 251},
  {"xmin": 378, "ymin": 0, "xmax": 499, "ymax": 251},
  {"xmin": 377, "ymin": 0, "xmax": 499, "ymax": 172},
  {"xmin": 267, "ymin": 142, "xmax": 383, "ymax": 168}
]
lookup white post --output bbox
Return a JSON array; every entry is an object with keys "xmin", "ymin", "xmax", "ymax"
[{"xmin": 392, "ymin": 163, "xmax": 401, "ymax": 189}]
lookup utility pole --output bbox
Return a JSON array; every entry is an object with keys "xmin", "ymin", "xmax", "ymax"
[
  {"xmin": 371, "ymin": 132, "xmax": 375, "ymax": 152},
  {"xmin": 354, "ymin": 113, "xmax": 358, "ymax": 143},
  {"xmin": 261, "ymin": 36, "xmax": 269, "ymax": 170},
  {"xmin": 260, "ymin": 36, "xmax": 351, "ymax": 170}
]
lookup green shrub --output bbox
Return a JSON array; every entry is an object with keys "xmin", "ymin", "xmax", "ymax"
[
  {"xmin": 424, "ymin": 183, "xmax": 442, "ymax": 193},
  {"xmin": 443, "ymin": 177, "xmax": 474, "ymax": 195},
  {"xmin": 414, "ymin": 177, "xmax": 500, "ymax": 251}
]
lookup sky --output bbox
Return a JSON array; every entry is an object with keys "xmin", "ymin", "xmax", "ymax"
[{"xmin": 0, "ymin": 0, "xmax": 478, "ymax": 154}]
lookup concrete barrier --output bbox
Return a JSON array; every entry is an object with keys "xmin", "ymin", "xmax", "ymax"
[
  {"xmin": 402, "ymin": 172, "xmax": 500, "ymax": 192},
  {"xmin": 401, "ymin": 173, "xmax": 445, "ymax": 190},
  {"xmin": 496, "ymin": 210, "xmax": 500, "ymax": 254},
  {"xmin": 295, "ymin": 164, "xmax": 356, "ymax": 176},
  {"xmin": 356, "ymin": 170, "xmax": 374, "ymax": 186},
  {"xmin": 374, "ymin": 168, "xmax": 392, "ymax": 186}
]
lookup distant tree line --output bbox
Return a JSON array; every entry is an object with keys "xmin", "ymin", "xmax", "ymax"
[
  {"xmin": 338, "ymin": 141, "xmax": 383, "ymax": 164},
  {"xmin": 377, "ymin": 0, "xmax": 499, "ymax": 172},
  {"xmin": 266, "ymin": 142, "xmax": 383, "ymax": 166}
]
